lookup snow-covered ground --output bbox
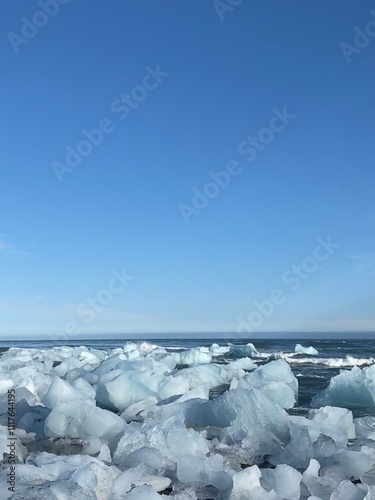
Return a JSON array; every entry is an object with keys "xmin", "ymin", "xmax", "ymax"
[{"xmin": 1, "ymin": 341, "xmax": 375, "ymax": 499}]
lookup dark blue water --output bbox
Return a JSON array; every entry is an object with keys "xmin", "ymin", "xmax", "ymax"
[{"xmin": 1, "ymin": 338, "xmax": 375, "ymax": 416}]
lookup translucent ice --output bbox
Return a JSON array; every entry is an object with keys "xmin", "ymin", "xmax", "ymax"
[
  {"xmin": 228, "ymin": 343, "xmax": 259, "ymax": 358},
  {"xmin": 173, "ymin": 347, "xmax": 212, "ymax": 365},
  {"xmin": 312, "ymin": 365, "xmax": 375, "ymax": 409},
  {"xmin": 177, "ymin": 454, "xmax": 232, "ymax": 493},
  {"xmin": 232, "ymin": 359, "xmax": 298, "ymax": 409},
  {"xmin": 295, "ymin": 344, "xmax": 318, "ymax": 355},
  {"xmin": 45, "ymin": 401, "xmax": 126, "ymax": 440},
  {"xmin": 261, "ymin": 464, "xmax": 302, "ymax": 500}
]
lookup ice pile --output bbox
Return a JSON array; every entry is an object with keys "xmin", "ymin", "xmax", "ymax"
[{"xmin": 2, "ymin": 341, "xmax": 375, "ymax": 498}]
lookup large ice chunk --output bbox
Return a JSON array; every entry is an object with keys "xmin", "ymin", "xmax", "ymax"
[
  {"xmin": 261, "ymin": 464, "xmax": 302, "ymax": 500},
  {"xmin": 329, "ymin": 480, "xmax": 367, "ymax": 500},
  {"xmin": 185, "ymin": 387, "xmax": 289, "ymax": 462},
  {"xmin": 209, "ymin": 343, "xmax": 231, "ymax": 356},
  {"xmin": 231, "ymin": 359, "xmax": 298, "ymax": 409},
  {"xmin": 45, "ymin": 401, "xmax": 126, "ymax": 440},
  {"xmin": 272, "ymin": 406, "xmax": 355, "ymax": 469},
  {"xmin": 94, "ymin": 353, "xmax": 191, "ymax": 412},
  {"xmin": 177, "ymin": 454, "xmax": 232, "ymax": 494},
  {"xmin": 71, "ymin": 460, "xmax": 116, "ymax": 499},
  {"xmin": 229, "ymin": 465, "xmax": 280, "ymax": 499},
  {"xmin": 355, "ymin": 416, "xmax": 375, "ymax": 442},
  {"xmin": 173, "ymin": 347, "xmax": 212, "ymax": 366},
  {"xmin": 312, "ymin": 364, "xmax": 375, "ymax": 409},
  {"xmin": 228, "ymin": 343, "xmax": 259, "ymax": 358},
  {"xmin": 295, "ymin": 344, "xmax": 318, "ymax": 355},
  {"xmin": 114, "ymin": 414, "xmax": 209, "ymax": 465},
  {"xmin": 44, "ymin": 377, "xmax": 94, "ymax": 409}
]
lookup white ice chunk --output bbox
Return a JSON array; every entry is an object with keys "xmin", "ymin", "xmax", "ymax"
[
  {"xmin": 133, "ymin": 475, "xmax": 171, "ymax": 492},
  {"xmin": 226, "ymin": 357, "xmax": 257, "ymax": 371},
  {"xmin": 272, "ymin": 406, "xmax": 355, "ymax": 469},
  {"xmin": 230, "ymin": 465, "xmax": 262, "ymax": 497},
  {"xmin": 71, "ymin": 377, "xmax": 96, "ymax": 399},
  {"xmin": 334, "ymin": 449, "xmax": 374, "ymax": 479},
  {"xmin": 72, "ymin": 460, "xmax": 116, "ymax": 499},
  {"xmin": 111, "ymin": 467, "xmax": 142, "ymax": 499},
  {"xmin": 330, "ymin": 480, "xmax": 366, "ymax": 500},
  {"xmin": 174, "ymin": 383, "xmax": 210, "ymax": 403},
  {"xmin": 209, "ymin": 343, "xmax": 230, "ymax": 356},
  {"xmin": 45, "ymin": 401, "xmax": 125, "ymax": 440},
  {"xmin": 309, "ymin": 406, "xmax": 355, "ymax": 445},
  {"xmin": 177, "ymin": 454, "xmax": 232, "ymax": 493},
  {"xmin": 0, "ymin": 379, "xmax": 14, "ymax": 396},
  {"xmin": 230, "ymin": 466, "xmax": 281, "ymax": 499},
  {"xmin": 165, "ymin": 426, "xmax": 209, "ymax": 459},
  {"xmin": 95, "ymin": 370, "xmax": 161, "ymax": 411},
  {"xmin": 173, "ymin": 347, "xmax": 212, "ymax": 366},
  {"xmin": 114, "ymin": 415, "xmax": 209, "ymax": 464},
  {"xmin": 120, "ymin": 397, "xmax": 159, "ymax": 422},
  {"xmin": 245, "ymin": 359, "xmax": 298, "ymax": 395},
  {"xmin": 302, "ymin": 459, "xmax": 343, "ymax": 499},
  {"xmin": 44, "ymin": 377, "xmax": 92, "ymax": 409},
  {"xmin": 355, "ymin": 416, "xmax": 375, "ymax": 441},
  {"xmin": 185, "ymin": 387, "xmax": 289, "ymax": 461},
  {"xmin": 158, "ymin": 374, "xmax": 190, "ymax": 400},
  {"xmin": 233, "ymin": 359, "xmax": 298, "ymax": 409},
  {"xmin": 261, "ymin": 464, "xmax": 302, "ymax": 500},
  {"xmin": 124, "ymin": 485, "xmax": 161, "ymax": 499},
  {"xmin": 119, "ymin": 447, "xmax": 167, "ymax": 471},
  {"xmin": 312, "ymin": 365, "xmax": 375, "ymax": 409},
  {"xmin": 78, "ymin": 350, "xmax": 101, "ymax": 365},
  {"xmin": 295, "ymin": 344, "xmax": 318, "ymax": 355}
]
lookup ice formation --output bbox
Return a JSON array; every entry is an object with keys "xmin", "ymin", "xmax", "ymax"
[
  {"xmin": 311, "ymin": 364, "xmax": 375, "ymax": 409},
  {"xmin": 230, "ymin": 359, "xmax": 298, "ymax": 409},
  {"xmin": 1, "ymin": 341, "xmax": 375, "ymax": 499},
  {"xmin": 295, "ymin": 344, "xmax": 319, "ymax": 356}
]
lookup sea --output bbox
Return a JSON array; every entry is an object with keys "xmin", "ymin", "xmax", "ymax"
[{"xmin": 1, "ymin": 337, "xmax": 375, "ymax": 418}]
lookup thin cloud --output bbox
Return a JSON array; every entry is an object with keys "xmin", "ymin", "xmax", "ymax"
[
  {"xmin": 348, "ymin": 253, "xmax": 365, "ymax": 261},
  {"xmin": 348, "ymin": 252, "xmax": 375, "ymax": 276},
  {"xmin": 0, "ymin": 235, "xmax": 34, "ymax": 256}
]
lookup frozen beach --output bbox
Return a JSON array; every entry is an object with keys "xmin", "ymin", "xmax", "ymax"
[{"xmin": 2, "ymin": 338, "xmax": 375, "ymax": 499}]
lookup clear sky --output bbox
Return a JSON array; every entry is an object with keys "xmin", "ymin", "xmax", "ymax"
[{"xmin": 1, "ymin": 0, "xmax": 374, "ymax": 339}]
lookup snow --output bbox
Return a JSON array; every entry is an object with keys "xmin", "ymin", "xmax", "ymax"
[{"xmin": 1, "ymin": 340, "xmax": 375, "ymax": 499}]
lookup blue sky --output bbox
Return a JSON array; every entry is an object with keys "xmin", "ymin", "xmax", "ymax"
[{"xmin": 1, "ymin": 0, "xmax": 374, "ymax": 339}]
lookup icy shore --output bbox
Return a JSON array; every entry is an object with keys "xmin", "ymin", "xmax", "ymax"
[{"xmin": 1, "ymin": 341, "xmax": 375, "ymax": 499}]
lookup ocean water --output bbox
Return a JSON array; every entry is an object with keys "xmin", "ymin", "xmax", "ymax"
[{"xmin": 2, "ymin": 337, "xmax": 375, "ymax": 417}]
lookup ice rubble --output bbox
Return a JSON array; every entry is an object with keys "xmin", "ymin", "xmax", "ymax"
[{"xmin": 1, "ymin": 342, "xmax": 375, "ymax": 499}]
